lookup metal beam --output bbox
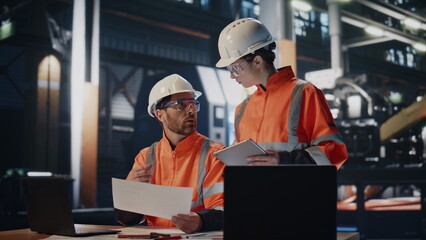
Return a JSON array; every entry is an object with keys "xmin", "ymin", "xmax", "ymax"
[
  {"xmin": 70, "ymin": 0, "xmax": 85, "ymax": 208},
  {"xmin": 101, "ymin": 8, "xmax": 210, "ymax": 39},
  {"xmin": 354, "ymin": 0, "xmax": 426, "ymax": 31},
  {"xmin": 344, "ymin": 36, "xmax": 393, "ymax": 49},
  {"xmin": 377, "ymin": 0, "xmax": 426, "ymax": 23},
  {"xmin": 354, "ymin": 0, "xmax": 405, "ymax": 20},
  {"xmin": 342, "ymin": 10, "xmax": 422, "ymax": 45},
  {"xmin": 312, "ymin": 4, "xmax": 425, "ymax": 48},
  {"xmin": 328, "ymin": 0, "xmax": 344, "ymax": 70}
]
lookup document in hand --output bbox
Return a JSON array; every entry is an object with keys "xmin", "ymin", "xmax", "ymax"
[
  {"xmin": 213, "ymin": 139, "xmax": 267, "ymax": 166},
  {"xmin": 112, "ymin": 178, "xmax": 193, "ymax": 219}
]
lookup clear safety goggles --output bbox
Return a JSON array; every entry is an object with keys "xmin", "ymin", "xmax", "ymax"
[
  {"xmin": 162, "ymin": 98, "xmax": 200, "ymax": 112},
  {"xmin": 227, "ymin": 60, "xmax": 249, "ymax": 77}
]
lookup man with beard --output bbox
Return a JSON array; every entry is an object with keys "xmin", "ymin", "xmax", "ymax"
[{"xmin": 115, "ymin": 74, "xmax": 225, "ymax": 234}]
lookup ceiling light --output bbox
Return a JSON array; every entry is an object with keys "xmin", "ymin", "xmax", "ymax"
[
  {"xmin": 388, "ymin": 91, "xmax": 403, "ymax": 104},
  {"xmin": 291, "ymin": 0, "xmax": 312, "ymax": 12},
  {"xmin": 413, "ymin": 42, "xmax": 426, "ymax": 52},
  {"xmin": 365, "ymin": 26, "xmax": 384, "ymax": 36},
  {"xmin": 0, "ymin": 20, "xmax": 15, "ymax": 41},
  {"xmin": 403, "ymin": 18, "xmax": 422, "ymax": 29},
  {"xmin": 27, "ymin": 171, "xmax": 53, "ymax": 177}
]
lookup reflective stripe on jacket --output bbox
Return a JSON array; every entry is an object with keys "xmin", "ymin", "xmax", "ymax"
[
  {"xmin": 235, "ymin": 66, "xmax": 348, "ymax": 169},
  {"xmin": 128, "ymin": 131, "xmax": 225, "ymax": 227}
]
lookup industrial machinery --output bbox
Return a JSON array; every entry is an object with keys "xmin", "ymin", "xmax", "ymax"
[
  {"xmin": 306, "ymin": 69, "xmax": 426, "ymax": 239},
  {"xmin": 327, "ymin": 75, "xmax": 384, "ymax": 168},
  {"xmin": 307, "ymin": 70, "xmax": 426, "ymax": 169},
  {"xmin": 380, "ymin": 95, "xmax": 426, "ymax": 166}
]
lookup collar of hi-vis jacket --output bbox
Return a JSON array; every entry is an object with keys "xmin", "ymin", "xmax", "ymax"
[
  {"xmin": 160, "ymin": 131, "xmax": 202, "ymax": 153},
  {"xmin": 255, "ymin": 66, "xmax": 295, "ymax": 92}
]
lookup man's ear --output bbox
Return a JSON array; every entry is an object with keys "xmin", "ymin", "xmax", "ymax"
[{"xmin": 155, "ymin": 109, "xmax": 165, "ymax": 122}]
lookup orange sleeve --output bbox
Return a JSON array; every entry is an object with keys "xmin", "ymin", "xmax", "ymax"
[
  {"xmin": 202, "ymin": 142, "xmax": 226, "ymax": 209},
  {"xmin": 300, "ymin": 84, "xmax": 348, "ymax": 169},
  {"xmin": 125, "ymin": 148, "xmax": 149, "ymax": 180}
]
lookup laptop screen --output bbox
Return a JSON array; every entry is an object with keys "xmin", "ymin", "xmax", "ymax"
[
  {"xmin": 224, "ymin": 165, "xmax": 336, "ymax": 239},
  {"xmin": 22, "ymin": 177, "xmax": 121, "ymax": 237},
  {"xmin": 22, "ymin": 177, "xmax": 76, "ymax": 235}
]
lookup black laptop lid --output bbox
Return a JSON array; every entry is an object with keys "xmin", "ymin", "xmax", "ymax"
[
  {"xmin": 22, "ymin": 177, "xmax": 76, "ymax": 235},
  {"xmin": 224, "ymin": 165, "xmax": 337, "ymax": 239}
]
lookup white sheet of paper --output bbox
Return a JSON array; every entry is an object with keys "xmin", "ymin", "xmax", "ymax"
[{"xmin": 112, "ymin": 178, "xmax": 193, "ymax": 220}]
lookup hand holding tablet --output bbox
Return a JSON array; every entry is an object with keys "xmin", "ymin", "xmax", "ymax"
[{"xmin": 213, "ymin": 139, "xmax": 267, "ymax": 166}]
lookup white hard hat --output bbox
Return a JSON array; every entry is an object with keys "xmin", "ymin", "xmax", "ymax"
[
  {"xmin": 147, "ymin": 74, "xmax": 202, "ymax": 117},
  {"xmin": 216, "ymin": 18, "xmax": 275, "ymax": 68}
]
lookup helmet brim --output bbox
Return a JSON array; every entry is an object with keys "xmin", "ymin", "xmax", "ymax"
[
  {"xmin": 216, "ymin": 38, "xmax": 276, "ymax": 68},
  {"xmin": 147, "ymin": 90, "xmax": 202, "ymax": 118},
  {"xmin": 216, "ymin": 57, "xmax": 239, "ymax": 68}
]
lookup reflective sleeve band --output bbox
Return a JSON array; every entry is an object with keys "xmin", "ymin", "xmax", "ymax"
[
  {"xmin": 191, "ymin": 200, "xmax": 202, "ymax": 210},
  {"xmin": 305, "ymin": 146, "xmax": 332, "ymax": 165},
  {"xmin": 146, "ymin": 141, "xmax": 158, "ymax": 175},
  {"xmin": 212, "ymin": 206, "xmax": 224, "ymax": 211},
  {"xmin": 310, "ymin": 133, "xmax": 345, "ymax": 146},
  {"xmin": 192, "ymin": 138, "xmax": 212, "ymax": 210},
  {"xmin": 203, "ymin": 182, "xmax": 224, "ymax": 199},
  {"xmin": 288, "ymin": 80, "xmax": 307, "ymax": 144},
  {"xmin": 259, "ymin": 134, "xmax": 344, "ymax": 152},
  {"xmin": 258, "ymin": 142, "xmax": 308, "ymax": 152}
]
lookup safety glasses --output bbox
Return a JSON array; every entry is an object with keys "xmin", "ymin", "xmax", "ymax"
[
  {"xmin": 227, "ymin": 60, "xmax": 249, "ymax": 77},
  {"xmin": 162, "ymin": 98, "xmax": 200, "ymax": 112}
]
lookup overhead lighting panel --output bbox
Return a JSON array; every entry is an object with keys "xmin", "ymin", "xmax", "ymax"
[
  {"xmin": 337, "ymin": 1, "xmax": 426, "ymax": 49},
  {"xmin": 365, "ymin": 26, "xmax": 384, "ymax": 36},
  {"xmin": 403, "ymin": 18, "xmax": 422, "ymax": 29},
  {"xmin": 27, "ymin": 171, "xmax": 53, "ymax": 177},
  {"xmin": 0, "ymin": 20, "xmax": 15, "ymax": 41},
  {"xmin": 291, "ymin": 0, "xmax": 312, "ymax": 12},
  {"xmin": 413, "ymin": 42, "xmax": 426, "ymax": 52}
]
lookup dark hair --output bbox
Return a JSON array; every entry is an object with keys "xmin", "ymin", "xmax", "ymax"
[
  {"xmin": 242, "ymin": 42, "xmax": 276, "ymax": 66},
  {"xmin": 155, "ymin": 95, "xmax": 172, "ymax": 111},
  {"xmin": 153, "ymin": 95, "xmax": 172, "ymax": 126}
]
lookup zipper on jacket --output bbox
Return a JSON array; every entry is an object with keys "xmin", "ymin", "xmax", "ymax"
[{"xmin": 256, "ymin": 91, "xmax": 269, "ymax": 138}]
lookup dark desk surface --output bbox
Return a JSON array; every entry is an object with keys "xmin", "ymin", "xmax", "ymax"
[
  {"xmin": 337, "ymin": 167, "xmax": 426, "ymax": 184},
  {"xmin": 0, "ymin": 224, "xmax": 119, "ymax": 240},
  {"xmin": 337, "ymin": 167, "xmax": 426, "ymax": 240},
  {"xmin": 0, "ymin": 225, "xmax": 359, "ymax": 240}
]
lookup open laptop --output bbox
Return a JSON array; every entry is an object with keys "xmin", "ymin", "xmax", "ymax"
[
  {"xmin": 224, "ymin": 165, "xmax": 337, "ymax": 239},
  {"xmin": 21, "ymin": 177, "xmax": 120, "ymax": 237}
]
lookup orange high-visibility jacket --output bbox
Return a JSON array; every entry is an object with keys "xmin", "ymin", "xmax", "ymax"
[
  {"xmin": 128, "ymin": 131, "xmax": 225, "ymax": 227},
  {"xmin": 235, "ymin": 67, "xmax": 348, "ymax": 169}
]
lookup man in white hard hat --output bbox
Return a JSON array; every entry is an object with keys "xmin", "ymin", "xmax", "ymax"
[{"xmin": 115, "ymin": 74, "xmax": 225, "ymax": 233}]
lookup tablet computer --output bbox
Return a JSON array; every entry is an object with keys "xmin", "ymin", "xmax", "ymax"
[{"xmin": 213, "ymin": 139, "xmax": 267, "ymax": 165}]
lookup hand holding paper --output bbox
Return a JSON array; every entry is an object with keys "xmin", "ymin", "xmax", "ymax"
[{"xmin": 112, "ymin": 178, "xmax": 193, "ymax": 220}]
